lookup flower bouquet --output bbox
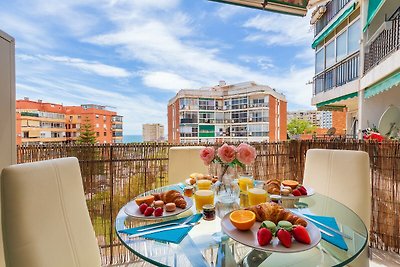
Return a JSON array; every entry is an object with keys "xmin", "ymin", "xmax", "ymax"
[{"xmin": 200, "ymin": 143, "xmax": 257, "ymax": 203}]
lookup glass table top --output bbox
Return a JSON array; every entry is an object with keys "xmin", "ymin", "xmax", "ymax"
[{"xmin": 115, "ymin": 184, "xmax": 368, "ymax": 267}]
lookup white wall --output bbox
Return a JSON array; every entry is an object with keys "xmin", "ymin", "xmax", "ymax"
[
  {"xmin": 0, "ymin": 29, "xmax": 15, "ymax": 267},
  {"xmin": 361, "ymin": 84, "xmax": 400, "ymax": 130}
]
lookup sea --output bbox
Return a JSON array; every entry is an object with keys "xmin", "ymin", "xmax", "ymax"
[{"xmin": 123, "ymin": 135, "xmax": 143, "ymax": 143}]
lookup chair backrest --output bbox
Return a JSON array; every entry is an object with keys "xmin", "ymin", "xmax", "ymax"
[
  {"xmin": 1, "ymin": 157, "xmax": 101, "ymax": 267},
  {"xmin": 303, "ymin": 149, "xmax": 371, "ymax": 230},
  {"xmin": 168, "ymin": 146, "xmax": 208, "ymax": 185}
]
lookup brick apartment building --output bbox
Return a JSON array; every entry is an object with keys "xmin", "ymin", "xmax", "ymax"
[
  {"xmin": 16, "ymin": 98, "xmax": 123, "ymax": 145},
  {"xmin": 167, "ymin": 81, "xmax": 287, "ymax": 143}
]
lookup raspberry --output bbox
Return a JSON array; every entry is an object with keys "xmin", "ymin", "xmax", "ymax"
[
  {"xmin": 154, "ymin": 207, "xmax": 163, "ymax": 217},
  {"xmin": 144, "ymin": 207, "xmax": 154, "ymax": 216},
  {"xmin": 139, "ymin": 203, "xmax": 148, "ymax": 214}
]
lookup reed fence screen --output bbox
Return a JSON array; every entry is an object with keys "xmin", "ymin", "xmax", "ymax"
[{"xmin": 17, "ymin": 140, "xmax": 400, "ymax": 265}]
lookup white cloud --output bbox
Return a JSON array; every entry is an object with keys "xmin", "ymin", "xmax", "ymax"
[
  {"xmin": 214, "ymin": 5, "xmax": 243, "ymax": 21},
  {"xmin": 19, "ymin": 54, "xmax": 131, "ymax": 78},
  {"xmin": 243, "ymin": 13, "xmax": 314, "ymax": 46},
  {"xmin": 142, "ymin": 71, "xmax": 199, "ymax": 91}
]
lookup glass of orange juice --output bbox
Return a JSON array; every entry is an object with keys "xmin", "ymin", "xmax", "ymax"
[
  {"xmin": 194, "ymin": 190, "xmax": 214, "ymax": 211},
  {"xmin": 197, "ymin": 179, "xmax": 212, "ymax": 190},
  {"xmin": 248, "ymin": 187, "xmax": 267, "ymax": 206},
  {"xmin": 238, "ymin": 175, "xmax": 254, "ymax": 194}
]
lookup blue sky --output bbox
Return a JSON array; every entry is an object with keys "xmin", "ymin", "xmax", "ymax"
[{"xmin": 1, "ymin": 0, "xmax": 315, "ymax": 135}]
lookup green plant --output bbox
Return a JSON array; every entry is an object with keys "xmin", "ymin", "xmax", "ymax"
[
  {"xmin": 287, "ymin": 119, "xmax": 317, "ymax": 135},
  {"xmin": 77, "ymin": 116, "xmax": 97, "ymax": 144}
]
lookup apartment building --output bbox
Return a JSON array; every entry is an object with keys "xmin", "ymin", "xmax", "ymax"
[
  {"xmin": 16, "ymin": 99, "xmax": 123, "ymax": 145},
  {"xmin": 288, "ymin": 109, "xmax": 347, "ymax": 133},
  {"xmin": 311, "ymin": 0, "xmax": 400, "ymax": 137},
  {"xmin": 64, "ymin": 104, "xmax": 123, "ymax": 144},
  {"xmin": 142, "ymin": 123, "xmax": 165, "ymax": 142},
  {"xmin": 287, "ymin": 110, "xmax": 323, "ymax": 127},
  {"xmin": 167, "ymin": 81, "xmax": 287, "ymax": 144}
]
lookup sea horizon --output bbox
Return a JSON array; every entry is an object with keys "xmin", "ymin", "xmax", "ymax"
[{"xmin": 123, "ymin": 134, "xmax": 143, "ymax": 143}]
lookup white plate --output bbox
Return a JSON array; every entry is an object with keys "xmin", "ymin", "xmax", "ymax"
[
  {"xmin": 221, "ymin": 212, "xmax": 321, "ymax": 253},
  {"xmin": 124, "ymin": 196, "xmax": 193, "ymax": 219}
]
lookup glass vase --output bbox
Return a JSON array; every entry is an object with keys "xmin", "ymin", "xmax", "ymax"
[{"xmin": 213, "ymin": 164, "xmax": 240, "ymax": 204}]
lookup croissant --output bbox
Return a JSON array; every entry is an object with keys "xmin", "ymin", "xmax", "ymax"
[
  {"xmin": 265, "ymin": 179, "xmax": 281, "ymax": 195},
  {"xmin": 159, "ymin": 190, "xmax": 187, "ymax": 209},
  {"xmin": 246, "ymin": 202, "xmax": 307, "ymax": 227}
]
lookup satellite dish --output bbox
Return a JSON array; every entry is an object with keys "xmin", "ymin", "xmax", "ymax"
[
  {"xmin": 327, "ymin": 127, "xmax": 336, "ymax": 136},
  {"xmin": 378, "ymin": 105, "xmax": 400, "ymax": 138}
]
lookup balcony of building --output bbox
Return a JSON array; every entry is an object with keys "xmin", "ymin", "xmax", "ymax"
[
  {"xmin": 111, "ymin": 115, "xmax": 123, "ymax": 123},
  {"xmin": 313, "ymin": 51, "xmax": 360, "ymax": 96},
  {"xmin": 364, "ymin": 6, "xmax": 400, "ymax": 74},
  {"xmin": 314, "ymin": 0, "xmax": 353, "ymax": 37}
]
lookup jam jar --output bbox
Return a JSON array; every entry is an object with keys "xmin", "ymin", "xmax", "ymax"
[
  {"xmin": 202, "ymin": 204, "xmax": 216, "ymax": 221},
  {"xmin": 184, "ymin": 186, "xmax": 194, "ymax": 197}
]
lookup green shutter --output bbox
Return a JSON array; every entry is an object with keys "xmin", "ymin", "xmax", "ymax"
[
  {"xmin": 363, "ymin": 0, "xmax": 384, "ymax": 32},
  {"xmin": 199, "ymin": 125, "xmax": 215, "ymax": 137},
  {"xmin": 316, "ymin": 92, "xmax": 358, "ymax": 108},
  {"xmin": 364, "ymin": 71, "xmax": 400, "ymax": 99},
  {"xmin": 312, "ymin": 3, "xmax": 356, "ymax": 49}
]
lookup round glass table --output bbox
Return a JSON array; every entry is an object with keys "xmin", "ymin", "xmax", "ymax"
[{"xmin": 115, "ymin": 185, "xmax": 368, "ymax": 267}]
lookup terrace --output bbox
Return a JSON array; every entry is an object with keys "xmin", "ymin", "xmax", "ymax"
[{"xmin": 16, "ymin": 140, "xmax": 400, "ymax": 266}]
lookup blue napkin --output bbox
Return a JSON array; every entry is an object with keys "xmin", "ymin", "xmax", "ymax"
[
  {"xmin": 305, "ymin": 214, "xmax": 348, "ymax": 251},
  {"xmin": 118, "ymin": 214, "xmax": 202, "ymax": 244}
]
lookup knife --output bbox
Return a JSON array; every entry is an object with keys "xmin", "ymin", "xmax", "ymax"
[
  {"xmin": 128, "ymin": 222, "xmax": 199, "ymax": 238},
  {"xmin": 137, "ymin": 214, "xmax": 194, "ymax": 232},
  {"xmin": 293, "ymin": 211, "xmax": 353, "ymax": 240}
]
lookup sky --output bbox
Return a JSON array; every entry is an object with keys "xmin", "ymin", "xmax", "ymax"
[{"xmin": 0, "ymin": 0, "xmax": 316, "ymax": 135}]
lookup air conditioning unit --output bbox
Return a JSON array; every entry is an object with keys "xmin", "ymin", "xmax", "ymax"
[{"xmin": 310, "ymin": 6, "xmax": 326, "ymax": 25}]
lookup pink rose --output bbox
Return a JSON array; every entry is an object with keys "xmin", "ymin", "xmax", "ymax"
[
  {"xmin": 236, "ymin": 143, "xmax": 256, "ymax": 165},
  {"xmin": 217, "ymin": 144, "xmax": 236, "ymax": 163},
  {"xmin": 200, "ymin": 147, "xmax": 215, "ymax": 165}
]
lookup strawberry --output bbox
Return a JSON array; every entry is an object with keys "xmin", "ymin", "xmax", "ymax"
[
  {"xmin": 144, "ymin": 207, "xmax": 154, "ymax": 216},
  {"xmin": 139, "ymin": 203, "xmax": 148, "ymax": 214},
  {"xmin": 154, "ymin": 207, "xmax": 163, "ymax": 217},
  {"xmin": 277, "ymin": 229, "xmax": 292, "ymax": 248},
  {"xmin": 298, "ymin": 186, "xmax": 307, "ymax": 196},
  {"xmin": 292, "ymin": 225, "xmax": 311, "ymax": 244},
  {"xmin": 257, "ymin": 228, "xmax": 273, "ymax": 246},
  {"xmin": 292, "ymin": 189, "xmax": 302, "ymax": 196}
]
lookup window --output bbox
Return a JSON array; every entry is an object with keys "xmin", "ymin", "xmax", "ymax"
[
  {"xmin": 103, "ymin": 115, "xmax": 106, "ymax": 121},
  {"xmin": 348, "ymin": 19, "xmax": 360, "ymax": 53},
  {"xmin": 96, "ymin": 132, "xmax": 100, "ymax": 137},
  {"xmin": 104, "ymin": 132, "xmax": 107, "ymax": 136},
  {"xmin": 315, "ymin": 48, "xmax": 324, "ymax": 73},
  {"xmin": 336, "ymin": 31, "xmax": 347, "ymax": 61},
  {"xmin": 325, "ymin": 41, "xmax": 335, "ymax": 67},
  {"xmin": 96, "ymin": 114, "xmax": 99, "ymax": 118},
  {"xmin": 96, "ymin": 123, "xmax": 99, "ymax": 128}
]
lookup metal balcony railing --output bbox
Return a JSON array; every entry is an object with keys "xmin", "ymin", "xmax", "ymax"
[
  {"xmin": 315, "ymin": 0, "xmax": 352, "ymax": 37},
  {"xmin": 364, "ymin": 13, "xmax": 400, "ymax": 73},
  {"xmin": 313, "ymin": 51, "xmax": 360, "ymax": 96}
]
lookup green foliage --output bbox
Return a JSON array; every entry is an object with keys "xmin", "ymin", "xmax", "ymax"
[
  {"xmin": 287, "ymin": 118, "xmax": 317, "ymax": 135},
  {"xmin": 77, "ymin": 117, "xmax": 97, "ymax": 144}
]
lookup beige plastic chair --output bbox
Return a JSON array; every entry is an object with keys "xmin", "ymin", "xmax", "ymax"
[
  {"xmin": 1, "ymin": 157, "xmax": 101, "ymax": 267},
  {"xmin": 303, "ymin": 149, "xmax": 371, "ymax": 267},
  {"xmin": 168, "ymin": 146, "xmax": 208, "ymax": 185}
]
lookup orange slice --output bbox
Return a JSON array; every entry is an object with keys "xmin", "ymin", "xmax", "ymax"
[
  {"xmin": 282, "ymin": 180, "xmax": 299, "ymax": 189},
  {"xmin": 229, "ymin": 210, "xmax": 256, "ymax": 231},
  {"xmin": 135, "ymin": 195, "xmax": 155, "ymax": 206}
]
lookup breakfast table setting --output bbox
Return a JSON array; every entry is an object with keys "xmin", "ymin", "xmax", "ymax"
[{"xmin": 115, "ymin": 144, "xmax": 368, "ymax": 266}]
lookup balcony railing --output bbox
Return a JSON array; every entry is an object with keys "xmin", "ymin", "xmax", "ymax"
[
  {"xmin": 364, "ymin": 14, "xmax": 400, "ymax": 73},
  {"xmin": 315, "ymin": 0, "xmax": 352, "ymax": 37},
  {"xmin": 16, "ymin": 141, "xmax": 400, "ymax": 265},
  {"xmin": 313, "ymin": 52, "xmax": 360, "ymax": 96}
]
